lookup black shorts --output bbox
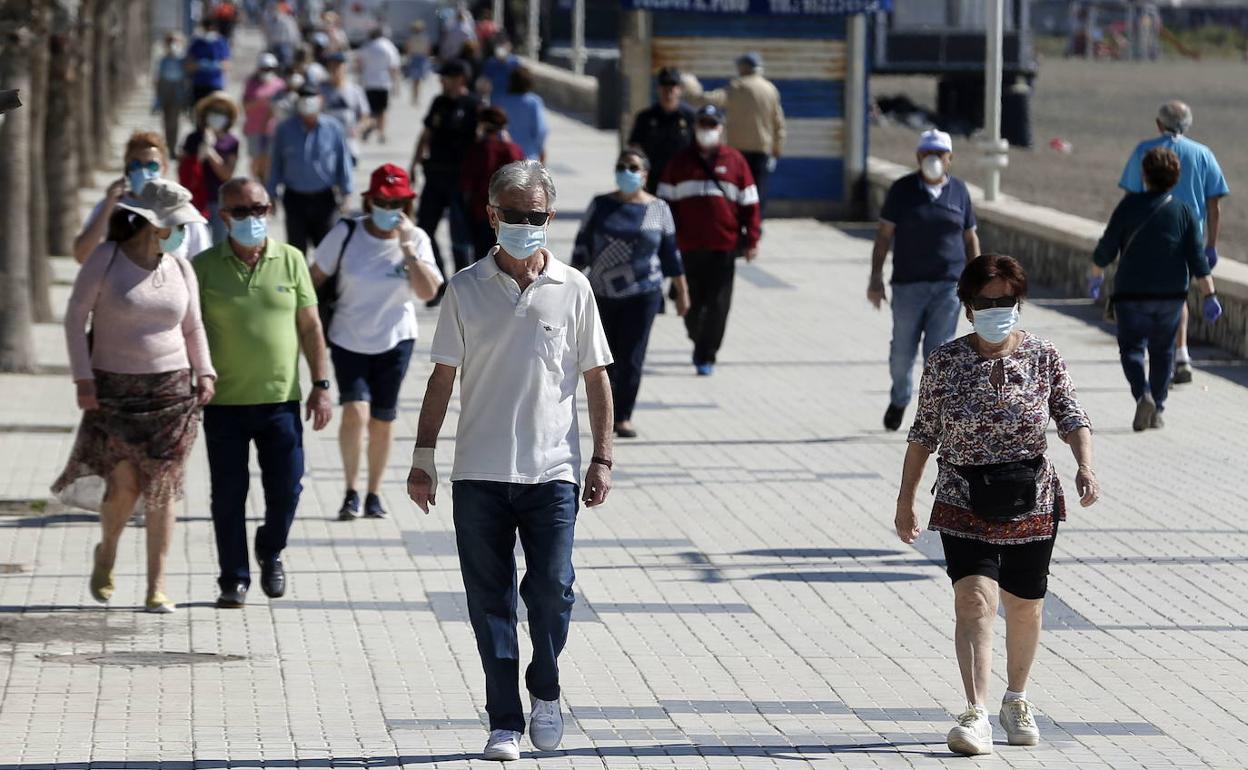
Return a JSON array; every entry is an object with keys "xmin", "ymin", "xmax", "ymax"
[
  {"xmin": 330, "ymin": 339, "xmax": 414, "ymax": 422},
  {"xmin": 365, "ymin": 88, "xmax": 390, "ymax": 116},
  {"xmin": 941, "ymin": 525, "xmax": 1058, "ymax": 600}
]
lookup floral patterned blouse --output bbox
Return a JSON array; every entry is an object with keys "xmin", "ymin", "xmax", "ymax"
[{"xmin": 907, "ymin": 332, "xmax": 1091, "ymax": 545}]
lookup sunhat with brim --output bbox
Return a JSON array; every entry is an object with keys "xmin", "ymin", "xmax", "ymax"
[
  {"xmin": 116, "ymin": 179, "xmax": 207, "ymax": 229},
  {"xmin": 193, "ymin": 90, "xmax": 240, "ymax": 126}
]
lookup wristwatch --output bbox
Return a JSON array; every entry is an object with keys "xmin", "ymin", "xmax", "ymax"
[{"xmin": 313, "ymin": 379, "xmax": 331, "ymax": 390}]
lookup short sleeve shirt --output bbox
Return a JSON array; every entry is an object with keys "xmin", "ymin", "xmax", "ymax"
[
  {"xmin": 1118, "ymin": 134, "xmax": 1230, "ymax": 238},
  {"xmin": 192, "ymin": 239, "xmax": 317, "ymax": 405},
  {"xmin": 429, "ymin": 249, "xmax": 614, "ymax": 485},
  {"xmin": 314, "ymin": 218, "xmax": 438, "ymax": 354},
  {"xmin": 880, "ymin": 172, "xmax": 976, "ymax": 284}
]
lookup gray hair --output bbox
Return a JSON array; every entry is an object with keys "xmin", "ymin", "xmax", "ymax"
[
  {"xmin": 218, "ymin": 176, "xmax": 269, "ymax": 206},
  {"xmin": 487, "ymin": 160, "xmax": 556, "ymax": 209},
  {"xmin": 1157, "ymin": 101, "xmax": 1193, "ymax": 135}
]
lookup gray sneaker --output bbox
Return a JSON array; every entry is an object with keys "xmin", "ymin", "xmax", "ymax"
[
  {"xmin": 1150, "ymin": 409, "xmax": 1165, "ymax": 430},
  {"xmin": 998, "ymin": 698, "xmax": 1040, "ymax": 746},
  {"xmin": 1132, "ymin": 394, "xmax": 1156, "ymax": 432}
]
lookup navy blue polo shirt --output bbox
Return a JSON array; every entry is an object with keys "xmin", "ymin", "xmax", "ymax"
[{"xmin": 880, "ymin": 172, "xmax": 976, "ymax": 284}]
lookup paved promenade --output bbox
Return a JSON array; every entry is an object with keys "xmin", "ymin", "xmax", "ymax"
[{"xmin": 1, "ymin": 27, "xmax": 1248, "ymax": 769}]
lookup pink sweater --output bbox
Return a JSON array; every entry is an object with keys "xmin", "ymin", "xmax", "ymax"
[{"xmin": 65, "ymin": 243, "xmax": 216, "ymax": 382}]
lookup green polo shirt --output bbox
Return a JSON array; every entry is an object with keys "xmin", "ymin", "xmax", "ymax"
[{"xmin": 193, "ymin": 239, "xmax": 317, "ymax": 406}]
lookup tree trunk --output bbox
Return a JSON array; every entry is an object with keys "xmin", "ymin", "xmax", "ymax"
[
  {"xmin": 0, "ymin": 2, "xmax": 37, "ymax": 372},
  {"xmin": 27, "ymin": 0, "xmax": 53, "ymax": 323},
  {"xmin": 46, "ymin": 16, "xmax": 81, "ymax": 256},
  {"xmin": 90, "ymin": 0, "xmax": 111, "ymax": 157},
  {"xmin": 75, "ymin": 0, "xmax": 96, "ymax": 186}
]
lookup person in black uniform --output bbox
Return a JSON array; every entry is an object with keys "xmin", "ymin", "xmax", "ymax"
[
  {"xmin": 410, "ymin": 59, "xmax": 479, "ymax": 300},
  {"xmin": 627, "ymin": 67, "xmax": 696, "ymax": 195}
]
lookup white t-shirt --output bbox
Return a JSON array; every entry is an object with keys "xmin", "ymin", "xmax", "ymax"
[
  {"xmin": 81, "ymin": 196, "xmax": 213, "ymax": 261},
  {"xmin": 314, "ymin": 217, "xmax": 437, "ymax": 355},
  {"xmin": 358, "ymin": 37, "xmax": 401, "ymax": 90},
  {"xmin": 430, "ymin": 248, "xmax": 613, "ymax": 485}
]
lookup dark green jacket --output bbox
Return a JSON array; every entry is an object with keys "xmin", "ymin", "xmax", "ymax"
[{"xmin": 1093, "ymin": 190, "xmax": 1210, "ymax": 300}]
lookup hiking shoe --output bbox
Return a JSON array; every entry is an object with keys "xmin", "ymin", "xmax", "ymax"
[
  {"xmin": 363, "ymin": 492, "xmax": 388, "ymax": 519},
  {"xmin": 1173, "ymin": 361, "xmax": 1193, "ymax": 384},
  {"xmin": 482, "ymin": 729, "xmax": 521, "ymax": 761},
  {"xmin": 338, "ymin": 489, "xmax": 360, "ymax": 521},
  {"xmin": 529, "ymin": 697, "xmax": 564, "ymax": 752},
  {"xmin": 883, "ymin": 403, "xmax": 905, "ymax": 431},
  {"xmin": 1150, "ymin": 409, "xmax": 1165, "ymax": 430},
  {"xmin": 947, "ymin": 707, "xmax": 993, "ymax": 756},
  {"xmin": 998, "ymin": 698, "xmax": 1040, "ymax": 746},
  {"xmin": 1132, "ymin": 394, "xmax": 1156, "ymax": 432}
]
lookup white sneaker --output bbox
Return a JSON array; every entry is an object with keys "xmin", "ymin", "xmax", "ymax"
[
  {"xmin": 529, "ymin": 696, "xmax": 564, "ymax": 752},
  {"xmin": 947, "ymin": 707, "xmax": 993, "ymax": 756},
  {"xmin": 482, "ymin": 729, "xmax": 521, "ymax": 761},
  {"xmin": 999, "ymin": 698, "xmax": 1041, "ymax": 746}
]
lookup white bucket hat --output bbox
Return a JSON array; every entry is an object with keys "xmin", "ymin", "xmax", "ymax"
[{"xmin": 115, "ymin": 178, "xmax": 206, "ymax": 229}]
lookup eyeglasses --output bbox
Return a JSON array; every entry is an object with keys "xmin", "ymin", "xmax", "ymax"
[
  {"xmin": 224, "ymin": 204, "xmax": 271, "ymax": 218},
  {"xmin": 371, "ymin": 197, "xmax": 409, "ymax": 210},
  {"xmin": 970, "ymin": 296, "xmax": 1018, "ymax": 311},
  {"xmin": 492, "ymin": 207, "xmax": 550, "ymax": 226},
  {"xmin": 615, "ymin": 163, "xmax": 644, "ymax": 173},
  {"xmin": 126, "ymin": 160, "xmax": 161, "ymax": 173}
]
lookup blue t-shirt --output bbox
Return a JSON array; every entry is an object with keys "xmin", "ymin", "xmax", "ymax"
[
  {"xmin": 879, "ymin": 172, "xmax": 976, "ymax": 284},
  {"xmin": 571, "ymin": 195, "xmax": 684, "ymax": 299},
  {"xmin": 494, "ymin": 92, "xmax": 548, "ymax": 161},
  {"xmin": 188, "ymin": 34, "xmax": 230, "ymax": 89},
  {"xmin": 1118, "ymin": 133, "xmax": 1229, "ymax": 237},
  {"xmin": 481, "ymin": 54, "xmax": 519, "ymax": 99}
]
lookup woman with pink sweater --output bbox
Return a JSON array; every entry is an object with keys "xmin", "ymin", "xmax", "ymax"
[{"xmin": 53, "ymin": 180, "xmax": 217, "ymax": 614}]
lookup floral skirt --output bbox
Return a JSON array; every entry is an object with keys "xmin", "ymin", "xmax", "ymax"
[{"xmin": 52, "ymin": 369, "xmax": 200, "ymax": 510}]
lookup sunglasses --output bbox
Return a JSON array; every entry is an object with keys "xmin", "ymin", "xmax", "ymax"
[
  {"xmin": 615, "ymin": 163, "xmax": 644, "ymax": 173},
  {"xmin": 492, "ymin": 207, "xmax": 550, "ymax": 226},
  {"xmin": 224, "ymin": 204, "xmax": 271, "ymax": 218},
  {"xmin": 371, "ymin": 197, "xmax": 410, "ymax": 210},
  {"xmin": 970, "ymin": 296, "xmax": 1018, "ymax": 311},
  {"xmin": 126, "ymin": 160, "xmax": 161, "ymax": 173}
]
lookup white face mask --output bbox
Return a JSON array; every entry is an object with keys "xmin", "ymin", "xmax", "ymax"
[
  {"xmin": 206, "ymin": 112, "xmax": 229, "ymax": 131},
  {"xmin": 921, "ymin": 155, "xmax": 946, "ymax": 181},
  {"xmin": 695, "ymin": 127, "xmax": 721, "ymax": 149},
  {"xmin": 297, "ymin": 96, "xmax": 321, "ymax": 116}
]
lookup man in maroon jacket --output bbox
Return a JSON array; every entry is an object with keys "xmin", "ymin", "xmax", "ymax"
[
  {"xmin": 461, "ymin": 106, "xmax": 525, "ymax": 259},
  {"xmin": 658, "ymin": 105, "xmax": 761, "ymax": 375}
]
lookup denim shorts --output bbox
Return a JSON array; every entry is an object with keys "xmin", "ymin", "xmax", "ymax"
[{"xmin": 330, "ymin": 339, "xmax": 415, "ymax": 422}]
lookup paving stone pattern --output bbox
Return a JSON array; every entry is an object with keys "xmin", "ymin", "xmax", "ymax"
[{"xmin": 0, "ymin": 27, "xmax": 1247, "ymax": 770}]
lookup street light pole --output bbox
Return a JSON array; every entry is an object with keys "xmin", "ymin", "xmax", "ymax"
[
  {"xmin": 983, "ymin": 0, "xmax": 1006, "ymax": 202},
  {"xmin": 493, "ymin": 0, "xmax": 505, "ymax": 35},
  {"xmin": 527, "ymin": 0, "xmax": 540, "ymax": 58},
  {"xmin": 572, "ymin": 0, "xmax": 586, "ymax": 75}
]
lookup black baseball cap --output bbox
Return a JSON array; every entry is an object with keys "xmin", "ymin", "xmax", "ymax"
[
  {"xmin": 439, "ymin": 59, "xmax": 470, "ymax": 78},
  {"xmin": 656, "ymin": 67, "xmax": 681, "ymax": 86},
  {"xmin": 696, "ymin": 104, "xmax": 723, "ymax": 125},
  {"xmin": 297, "ymin": 81, "xmax": 321, "ymax": 98}
]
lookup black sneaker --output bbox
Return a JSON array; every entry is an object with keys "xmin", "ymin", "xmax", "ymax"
[
  {"xmin": 1173, "ymin": 361, "xmax": 1193, "ymax": 384},
  {"xmin": 338, "ymin": 489, "xmax": 360, "ymax": 521},
  {"xmin": 363, "ymin": 493, "xmax": 388, "ymax": 519},
  {"xmin": 883, "ymin": 404, "xmax": 905, "ymax": 431}
]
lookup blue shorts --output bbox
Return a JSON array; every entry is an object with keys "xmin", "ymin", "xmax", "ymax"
[{"xmin": 330, "ymin": 339, "xmax": 415, "ymax": 422}]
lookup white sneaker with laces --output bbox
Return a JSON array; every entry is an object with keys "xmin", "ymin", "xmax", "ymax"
[
  {"xmin": 483, "ymin": 729, "xmax": 521, "ymax": 761},
  {"xmin": 947, "ymin": 707, "xmax": 993, "ymax": 756},
  {"xmin": 999, "ymin": 698, "xmax": 1041, "ymax": 746},
  {"xmin": 529, "ymin": 696, "xmax": 564, "ymax": 751}
]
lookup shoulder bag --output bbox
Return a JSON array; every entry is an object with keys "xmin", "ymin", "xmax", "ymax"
[
  {"xmin": 1103, "ymin": 193, "xmax": 1173, "ymax": 323},
  {"xmin": 693, "ymin": 151, "xmax": 748, "ymax": 256},
  {"xmin": 315, "ymin": 217, "xmax": 358, "ymax": 342}
]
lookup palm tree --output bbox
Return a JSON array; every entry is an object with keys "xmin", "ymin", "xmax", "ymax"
[
  {"xmin": 0, "ymin": 0, "xmax": 37, "ymax": 372},
  {"xmin": 45, "ymin": 10, "xmax": 81, "ymax": 257},
  {"xmin": 27, "ymin": 0, "xmax": 53, "ymax": 323}
]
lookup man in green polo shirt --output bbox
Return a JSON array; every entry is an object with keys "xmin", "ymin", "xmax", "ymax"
[{"xmin": 193, "ymin": 177, "xmax": 333, "ymax": 609}]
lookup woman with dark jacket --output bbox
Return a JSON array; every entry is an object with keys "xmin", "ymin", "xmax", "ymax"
[{"xmin": 1090, "ymin": 146, "xmax": 1222, "ymax": 431}]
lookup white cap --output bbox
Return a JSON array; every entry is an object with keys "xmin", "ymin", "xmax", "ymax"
[
  {"xmin": 917, "ymin": 129, "xmax": 953, "ymax": 154},
  {"xmin": 257, "ymin": 52, "xmax": 279, "ymax": 70}
]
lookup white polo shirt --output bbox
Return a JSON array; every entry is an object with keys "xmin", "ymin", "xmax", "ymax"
[{"xmin": 430, "ymin": 248, "xmax": 613, "ymax": 485}]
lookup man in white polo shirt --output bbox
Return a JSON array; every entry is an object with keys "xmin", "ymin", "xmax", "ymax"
[{"xmin": 406, "ymin": 160, "xmax": 614, "ymax": 762}]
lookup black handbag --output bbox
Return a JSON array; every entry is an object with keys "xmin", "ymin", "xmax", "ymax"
[
  {"xmin": 316, "ymin": 217, "xmax": 357, "ymax": 341},
  {"xmin": 955, "ymin": 456, "xmax": 1045, "ymax": 521}
]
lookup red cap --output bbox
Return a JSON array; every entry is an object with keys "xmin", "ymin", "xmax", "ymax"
[{"xmin": 367, "ymin": 164, "xmax": 416, "ymax": 199}]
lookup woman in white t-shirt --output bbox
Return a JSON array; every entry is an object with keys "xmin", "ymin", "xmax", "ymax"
[{"xmin": 311, "ymin": 164, "xmax": 443, "ymax": 520}]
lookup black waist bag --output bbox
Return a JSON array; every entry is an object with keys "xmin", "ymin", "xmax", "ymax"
[{"xmin": 955, "ymin": 456, "xmax": 1045, "ymax": 521}]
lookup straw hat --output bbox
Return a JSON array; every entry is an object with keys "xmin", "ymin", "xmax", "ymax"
[
  {"xmin": 116, "ymin": 178, "xmax": 207, "ymax": 229},
  {"xmin": 193, "ymin": 90, "xmax": 240, "ymax": 127}
]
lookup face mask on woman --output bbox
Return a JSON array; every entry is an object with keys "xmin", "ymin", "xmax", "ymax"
[
  {"xmin": 127, "ymin": 166, "xmax": 160, "ymax": 194},
  {"xmin": 616, "ymin": 168, "xmax": 644, "ymax": 195},
  {"xmin": 972, "ymin": 306, "xmax": 1019, "ymax": 344},
  {"xmin": 370, "ymin": 207, "xmax": 403, "ymax": 231},
  {"xmin": 159, "ymin": 225, "xmax": 186, "ymax": 254},
  {"xmin": 206, "ymin": 112, "xmax": 229, "ymax": 131},
  {"xmin": 496, "ymin": 221, "xmax": 546, "ymax": 260},
  {"xmin": 229, "ymin": 216, "xmax": 268, "ymax": 247}
]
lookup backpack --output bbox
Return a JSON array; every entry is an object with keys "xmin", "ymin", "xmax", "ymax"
[{"xmin": 315, "ymin": 217, "xmax": 358, "ymax": 342}]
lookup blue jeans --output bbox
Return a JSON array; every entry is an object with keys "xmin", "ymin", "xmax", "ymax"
[
  {"xmin": 452, "ymin": 480, "xmax": 579, "ymax": 733},
  {"xmin": 889, "ymin": 280, "xmax": 961, "ymax": 407},
  {"xmin": 204, "ymin": 402, "xmax": 304, "ymax": 590},
  {"xmin": 1114, "ymin": 298, "xmax": 1184, "ymax": 408}
]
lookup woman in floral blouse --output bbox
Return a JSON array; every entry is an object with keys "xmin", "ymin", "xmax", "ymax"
[{"xmin": 894, "ymin": 254, "xmax": 1099, "ymax": 758}]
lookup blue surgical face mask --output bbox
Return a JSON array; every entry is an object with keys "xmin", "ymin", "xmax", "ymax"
[
  {"xmin": 495, "ymin": 221, "xmax": 546, "ymax": 260},
  {"xmin": 128, "ymin": 168, "xmax": 160, "ymax": 194},
  {"xmin": 229, "ymin": 215, "xmax": 268, "ymax": 247},
  {"xmin": 616, "ymin": 169, "xmax": 644, "ymax": 194},
  {"xmin": 972, "ymin": 306, "xmax": 1019, "ymax": 344},
  {"xmin": 371, "ymin": 207, "xmax": 403, "ymax": 231},
  {"xmin": 159, "ymin": 225, "xmax": 186, "ymax": 254}
]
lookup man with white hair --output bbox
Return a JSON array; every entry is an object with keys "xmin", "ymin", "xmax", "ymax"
[
  {"xmin": 869, "ymin": 129, "xmax": 980, "ymax": 432},
  {"xmin": 1119, "ymin": 100, "xmax": 1230, "ymax": 384},
  {"xmin": 406, "ymin": 160, "xmax": 614, "ymax": 762}
]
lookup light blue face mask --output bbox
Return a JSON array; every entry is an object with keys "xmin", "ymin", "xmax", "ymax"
[
  {"xmin": 229, "ymin": 215, "xmax": 268, "ymax": 247},
  {"xmin": 616, "ymin": 169, "xmax": 644, "ymax": 194},
  {"xmin": 495, "ymin": 221, "xmax": 546, "ymax": 260},
  {"xmin": 159, "ymin": 225, "xmax": 186, "ymax": 254},
  {"xmin": 370, "ymin": 207, "xmax": 403, "ymax": 231},
  {"xmin": 128, "ymin": 168, "xmax": 159, "ymax": 195},
  {"xmin": 972, "ymin": 306, "xmax": 1019, "ymax": 344}
]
